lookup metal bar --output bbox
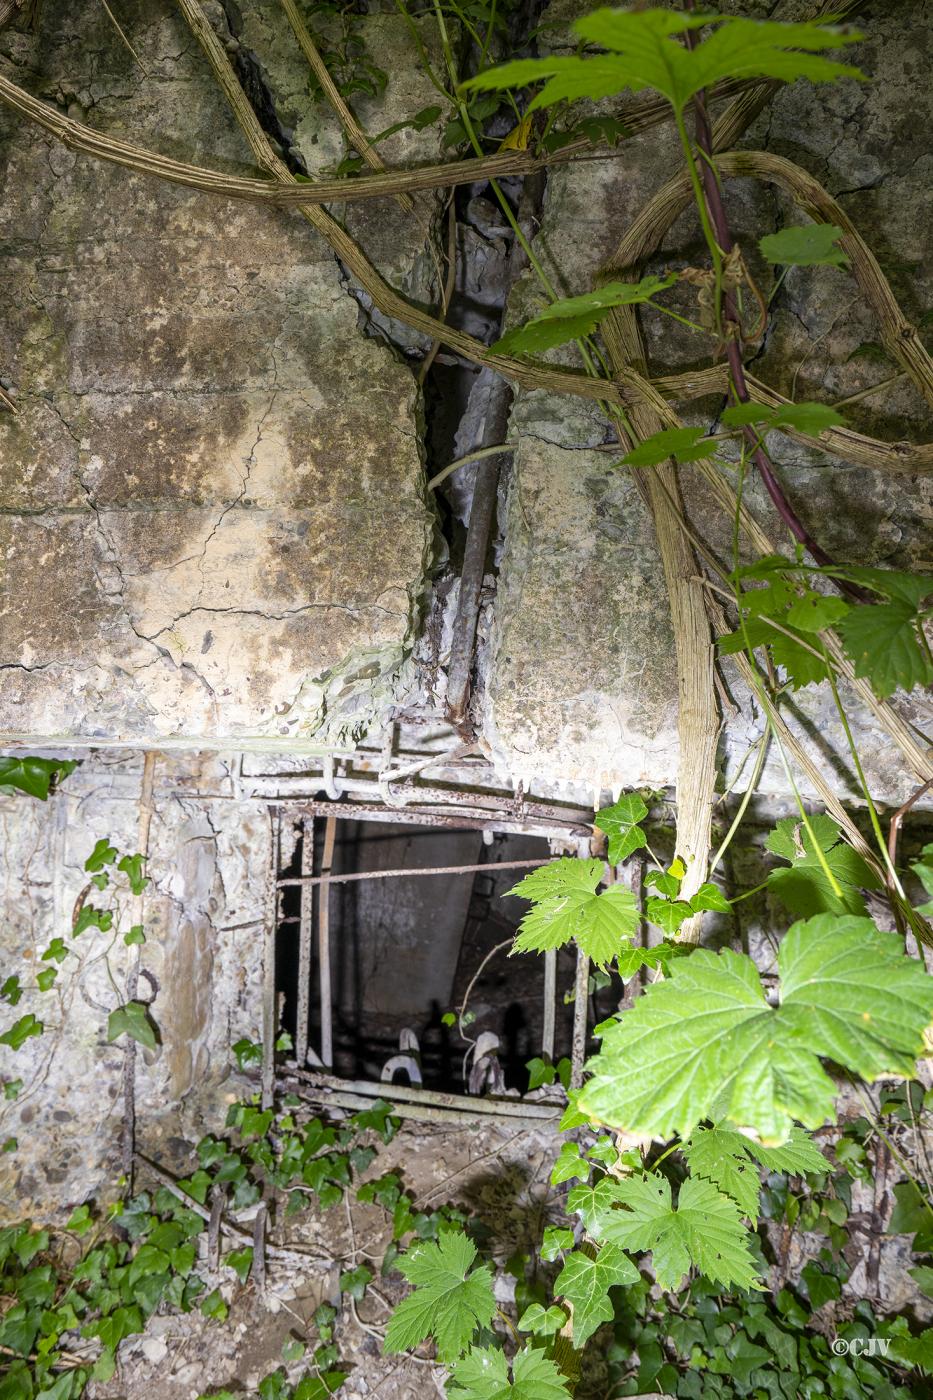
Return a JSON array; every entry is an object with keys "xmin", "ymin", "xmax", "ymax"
[
  {"xmin": 289, "ymin": 797, "xmax": 590, "ymax": 840},
  {"xmin": 284, "ymin": 1065, "xmax": 561, "ymax": 1118},
  {"xmin": 294, "ymin": 816, "xmax": 314, "ymax": 1069},
  {"xmin": 277, "ymin": 856, "xmax": 550, "ymax": 889},
  {"xmin": 261, "ymin": 808, "xmax": 279, "ymax": 1110},
  {"xmin": 542, "ymin": 947, "xmax": 556, "ymax": 1061},
  {"xmin": 318, "ymin": 816, "xmax": 336, "ymax": 1069},
  {"xmin": 278, "ymin": 1077, "xmax": 560, "ymax": 1127}
]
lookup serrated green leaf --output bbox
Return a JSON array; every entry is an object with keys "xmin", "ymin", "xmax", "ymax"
[
  {"xmin": 595, "ymin": 793, "xmax": 649, "ymax": 864},
  {"xmin": 597, "ymin": 1172, "xmax": 759, "ymax": 1292},
  {"xmin": 447, "ymin": 1345, "xmax": 573, "ymax": 1399},
  {"xmin": 554, "ymin": 1243, "xmax": 638, "ymax": 1347},
  {"xmin": 785, "ymin": 592, "xmax": 849, "ymax": 633},
  {"xmin": 579, "ymin": 914, "xmax": 933, "ymax": 1145},
  {"xmin": 107, "ymin": 1001, "xmax": 158, "ymax": 1051},
  {"xmin": 765, "ymin": 815, "xmax": 880, "ymax": 917},
  {"xmin": 493, "ymin": 274, "xmax": 678, "ymax": 356},
  {"xmin": 464, "ymin": 11, "xmax": 861, "ymax": 118},
  {"xmin": 759, "ymin": 223, "xmax": 848, "ymax": 268},
  {"xmin": 383, "ymin": 1229, "xmax": 495, "ymax": 1362},
  {"xmin": 836, "ymin": 596, "xmax": 933, "ymax": 698},
  {"xmin": 493, "ymin": 310, "xmax": 602, "ymax": 357},
  {"xmin": 683, "ymin": 1125, "xmax": 827, "ymax": 1221},
  {"xmin": 508, "ymin": 858, "xmax": 638, "ymax": 968},
  {"xmin": 621, "ymin": 426, "xmax": 718, "ymax": 467}
]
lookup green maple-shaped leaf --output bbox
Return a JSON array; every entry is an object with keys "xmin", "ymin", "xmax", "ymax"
[
  {"xmin": 595, "ymin": 793, "xmax": 649, "ymax": 864},
  {"xmin": 507, "ymin": 859, "xmax": 639, "ymax": 968},
  {"xmin": 683, "ymin": 1125, "xmax": 827, "ymax": 1221},
  {"xmin": 765, "ymin": 814, "xmax": 880, "ymax": 917},
  {"xmin": 554, "ymin": 1244, "xmax": 639, "ymax": 1348},
  {"xmin": 383, "ymin": 1229, "xmax": 495, "ymax": 1363},
  {"xmin": 578, "ymin": 913, "xmax": 933, "ymax": 1145},
  {"xmin": 464, "ymin": 12, "xmax": 861, "ymax": 117},
  {"xmin": 836, "ymin": 596, "xmax": 933, "ymax": 699},
  {"xmin": 493, "ymin": 275, "xmax": 677, "ymax": 356},
  {"xmin": 447, "ymin": 1345, "xmax": 572, "ymax": 1399},
  {"xmin": 596, "ymin": 1172, "xmax": 759, "ymax": 1292}
]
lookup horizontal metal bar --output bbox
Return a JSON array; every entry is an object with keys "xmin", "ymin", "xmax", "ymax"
[
  {"xmin": 288, "ymin": 798, "xmax": 590, "ymax": 840},
  {"xmin": 283, "ymin": 1065, "xmax": 562, "ymax": 1119},
  {"xmin": 276, "ymin": 856, "xmax": 551, "ymax": 889},
  {"xmin": 278, "ymin": 1081, "xmax": 557, "ymax": 1127}
]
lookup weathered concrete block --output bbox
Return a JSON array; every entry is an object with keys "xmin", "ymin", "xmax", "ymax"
[{"xmin": 0, "ymin": 0, "xmax": 433, "ymax": 747}]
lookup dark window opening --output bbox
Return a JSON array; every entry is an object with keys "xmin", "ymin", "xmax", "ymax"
[{"xmin": 276, "ymin": 818, "xmax": 580, "ymax": 1094}]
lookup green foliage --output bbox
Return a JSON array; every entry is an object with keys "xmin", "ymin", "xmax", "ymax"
[
  {"xmin": 765, "ymin": 813, "xmax": 881, "ymax": 916},
  {"xmin": 594, "ymin": 792, "xmax": 649, "ymax": 864},
  {"xmin": 759, "ymin": 222, "xmax": 848, "ymax": 268},
  {"xmin": 492, "ymin": 274, "xmax": 677, "ymax": 356},
  {"xmin": 912, "ymin": 845, "xmax": 933, "ymax": 916},
  {"xmin": 579, "ymin": 914, "xmax": 933, "ymax": 1144},
  {"xmin": 383, "ymin": 1229, "xmax": 496, "ymax": 1362},
  {"xmin": 620, "ymin": 426, "xmax": 719, "ymax": 468},
  {"xmin": 447, "ymin": 1345, "xmax": 573, "ymax": 1397},
  {"xmin": 591, "ymin": 1172, "xmax": 759, "ymax": 1293},
  {"xmin": 107, "ymin": 1001, "xmax": 158, "ymax": 1052},
  {"xmin": 720, "ymin": 399, "xmax": 847, "ymax": 436},
  {"xmin": 682, "ymin": 1125, "xmax": 827, "ymax": 1222},
  {"xmin": 0, "ymin": 756, "xmax": 77, "ymax": 800},
  {"xmin": 554, "ymin": 1243, "xmax": 639, "ymax": 1347},
  {"xmin": 507, "ymin": 858, "xmax": 639, "ymax": 967},
  {"xmin": 464, "ymin": 11, "xmax": 862, "ymax": 118},
  {"xmin": 0, "ymin": 1014, "xmax": 43, "ymax": 1051}
]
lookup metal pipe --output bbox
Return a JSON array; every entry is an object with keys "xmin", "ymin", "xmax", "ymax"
[
  {"xmin": 277, "ymin": 856, "xmax": 550, "ymax": 889},
  {"xmin": 261, "ymin": 809, "xmax": 279, "ymax": 1110},
  {"xmin": 281, "ymin": 1066, "xmax": 561, "ymax": 1119},
  {"xmin": 542, "ymin": 947, "xmax": 556, "ymax": 1061},
  {"xmin": 294, "ymin": 815, "xmax": 314, "ymax": 1068},
  {"xmin": 318, "ymin": 816, "xmax": 336, "ymax": 1069}
]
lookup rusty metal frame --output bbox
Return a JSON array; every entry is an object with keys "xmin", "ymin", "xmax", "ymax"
[{"xmin": 265, "ymin": 785, "xmax": 593, "ymax": 1121}]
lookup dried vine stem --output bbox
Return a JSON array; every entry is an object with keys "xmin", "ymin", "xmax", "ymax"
[{"xmin": 278, "ymin": 0, "xmax": 414, "ymax": 215}]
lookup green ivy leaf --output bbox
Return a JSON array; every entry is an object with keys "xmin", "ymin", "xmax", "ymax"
[
  {"xmin": 447, "ymin": 1344, "xmax": 573, "ymax": 1398},
  {"xmin": 554, "ymin": 1243, "xmax": 639, "ymax": 1347},
  {"xmin": 525, "ymin": 1056, "xmax": 556, "ymax": 1090},
  {"xmin": 516, "ymin": 1303, "xmax": 568, "ymax": 1337},
  {"xmin": 35, "ymin": 968, "xmax": 57, "ymax": 992},
  {"xmin": 340, "ymin": 1264, "xmax": 372, "ymax": 1300},
  {"xmin": 200, "ymin": 1288, "xmax": 228, "ymax": 1322},
  {"xmin": 579, "ymin": 913, "xmax": 933, "ymax": 1145},
  {"xmin": 1, "ymin": 974, "xmax": 23, "ymax": 1005},
  {"xmin": 107, "ymin": 1002, "xmax": 158, "ymax": 1052},
  {"xmin": 73, "ymin": 906, "xmax": 113, "ymax": 937},
  {"xmin": 0, "ymin": 756, "xmax": 77, "ymax": 800},
  {"xmin": 84, "ymin": 838, "xmax": 118, "ymax": 872},
  {"xmin": 225, "ymin": 1246, "xmax": 253, "ymax": 1284},
  {"xmin": 595, "ymin": 1172, "xmax": 760, "ymax": 1292},
  {"xmin": 595, "ymin": 793, "xmax": 649, "ymax": 864},
  {"xmin": 383, "ymin": 1229, "xmax": 496, "ymax": 1362},
  {"xmin": 508, "ymin": 858, "xmax": 639, "ymax": 968},
  {"xmin": 117, "ymin": 853, "xmax": 149, "ymax": 897},
  {"xmin": 689, "ymin": 883, "xmax": 732, "ymax": 914},
  {"xmin": 4, "ymin": 1078, "xmax": 23, "ymax": 1100},
  {"xmin": 124, "ymin": 925, "xmax": 146, "ymax": 947},
  {"xmin": 41, "ymin": 939, "xmax": 69, "ymax": 964},
  {"xmin": 759, "ymin": 222, "xmax": 848, "ymax": 268},
  {"xmin": 0, "ymin": 1014, "xmax": 44, "ymax": 1050},
  {"xmin": 645, "ymin": 897, "xmax": 693, "ymax": 935},
  {"xmin": 765, "ymin": 814, "xmax": 880, "ymax": 916},
  {"xmin": 550, "ymin": 1141, "xmax": 589, "ymax": 1186},
  {"xmin": 620, "ymin": 426, "xmax": 718, "ymax": 467},
  {"xmin": 540, "ymin": 1226, "xmax": 574, "ymax": 1262}
]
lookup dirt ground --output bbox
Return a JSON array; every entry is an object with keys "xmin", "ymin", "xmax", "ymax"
[{"xmin": 89, "ymin": 1117, "xmax": 563, "ymax": 1400}]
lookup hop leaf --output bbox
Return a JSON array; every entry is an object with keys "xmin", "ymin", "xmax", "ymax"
[
  {"xmin": 554, "ymin": 1244, "xmax": 639, "ymax": 1347},
  {"xmin": 579, "ymin": 914, "xmax": 933, "ymax": 1145},
  {"xmin": 493, "ymin": 274, "xmax": 677, "ymax": 357},
  {"xmin": 620, "ymin": 426, "xmax": 718, "ymax": 467},
  {"xmin": 595, "ymin": 1172, "xmax": 760, "ymax": 1292},
  {"xmin": 507, "ymin": 858, "xmax": 639, "ymax": 968},
  {"xmin": 447, "ymin": 1345, "xmax": 573, "ymax": 1398},
  {"xmin": 383, "ymin": 1229, "xmax": 495, "ymax": 1362},
  {"xmin": 683, "ymin": 1125, "xmax": 827, "ymax": 1221},
  {"xmin": 463, "ymin": 11, "xmax": 862, "ymax": 118},
  {"xmin": 759, "ymin": 223, "xmax": 849, "ymax": 268},
  {"xmin": 765, "ymin": 814, "xmax": 880, "ymax": 916}
]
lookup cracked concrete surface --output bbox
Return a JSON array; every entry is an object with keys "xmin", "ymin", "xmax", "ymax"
[{"xmin": 0, "ymin": 0, "xmax": 434, "ymax": 745}]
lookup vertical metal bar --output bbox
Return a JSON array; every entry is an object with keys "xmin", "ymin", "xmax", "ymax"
[
  {"xmin": 542, "ymin": 947, "xmax": 556, "ymax": 1061},
  {"xmin": 295, "ymin": 816, "xmax": 314, "ymax": 1068},
  {"xmin": 570, "ymin": 946, "xmax": 589, "ymax": 1090},
  {"xmin": 261, "ymin": 807, "xmax": 279, "ymax": 1110},
  {"xmin": 318, "ymin": 816, "xmax": 337, "ymax": 1069}
]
